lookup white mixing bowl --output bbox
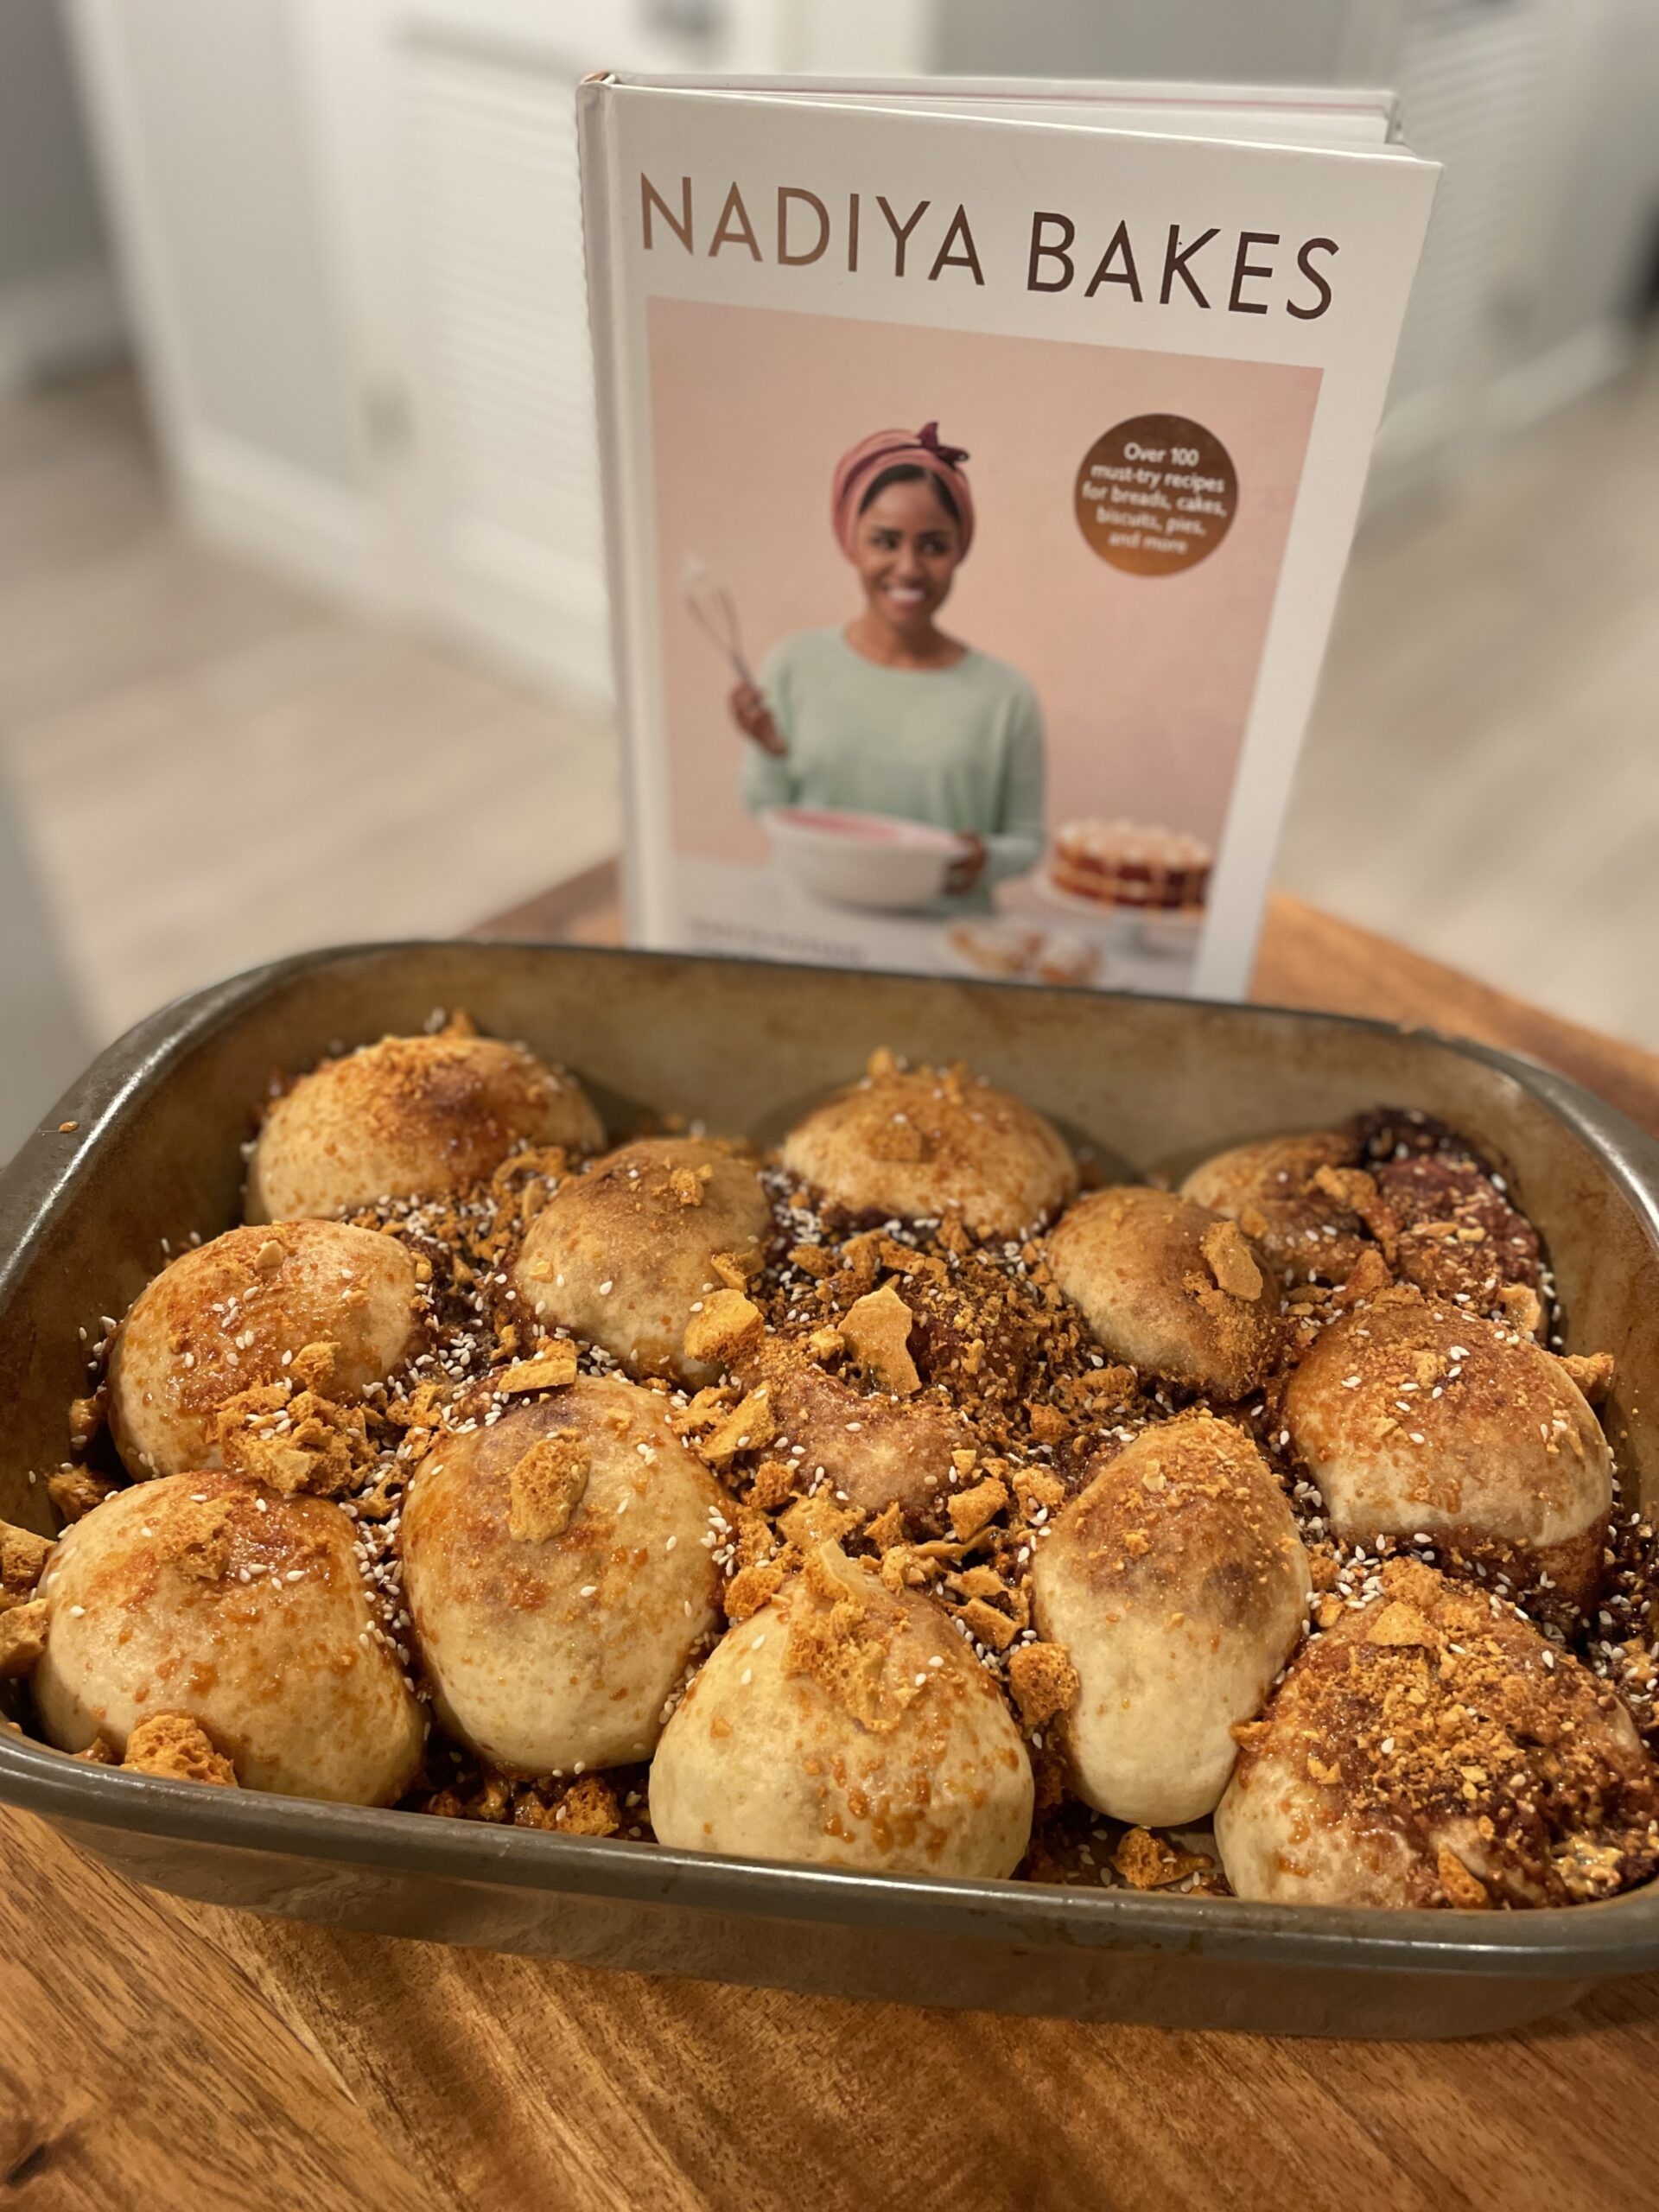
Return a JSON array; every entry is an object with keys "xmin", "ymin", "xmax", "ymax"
[{"xmin": 762, "ymin": 806, "xmax": 969, "ymax": 912}]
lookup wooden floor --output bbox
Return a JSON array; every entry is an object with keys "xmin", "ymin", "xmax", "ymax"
[
  {"xmin": 0, "ymin": 376, "xmax": 619, "ymax": 1047},
  {"xmin": 1, "ymin": 352, "xmax": 1655, "ymax": 1052}
]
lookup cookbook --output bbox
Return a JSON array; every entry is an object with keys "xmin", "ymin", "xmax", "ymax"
[{"xmin": 579, "ymin": 73, "xmax": 1437, "ymax": 999}]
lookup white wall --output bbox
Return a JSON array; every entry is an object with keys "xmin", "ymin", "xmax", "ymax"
[{"xmin": 933, "ymin": 0, "xmax": 1380, "ymax": 84}]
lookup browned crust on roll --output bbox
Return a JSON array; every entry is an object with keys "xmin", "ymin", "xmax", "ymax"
[
  {"xmin": 402, "ymin": 1376, "xmax": 726, "ymax": 1636},
  {"xmin": 1282, "ymin": 1286, "xmax": 1610, "ymax": 1614},
  {"xmin": 1180, "ymin": 1131, "xmax": 1371, "ymax": 1286},
  {"xmin": 107, "ymin": 1220, "xmax": 423, "ymax": 1479},
  {"xmin": 1054, "ymin": 1411, "xmax": 1306, "ymax": 1630},
  {"xmin": 736, "ymin": 1332, "xmax": 976, "ymax": 1527},
  {"xmin": 514, "ymin": 1135, "xmax": 770, "ymax": 1384},
  {"xmin": 1374, "ymin": 1153, "xmax": 1546, "ymax": 1329},
  {"xmin": 249, "ymin": 1033, "xmax": 603, "ymax": 1218},
  {"xmin": 1045, "ymin": 1185, "xmax": 1281, "ymax": 1399},
  {"xmin": 1230, "ymin": 1560, "xmax": 1659, "ymax": 1907},
  {"xmin": 779, "ymin": 1054, "xmax": 1077, "ymax": 1241}
]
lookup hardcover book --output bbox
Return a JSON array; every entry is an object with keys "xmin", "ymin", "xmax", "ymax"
[{"xmin": 579, "ymin": 73, "xmax": 1437, "ymax": 998}]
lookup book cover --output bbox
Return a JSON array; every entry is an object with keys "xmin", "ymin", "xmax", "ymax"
[{"xmin": 581, "ymin": 76, "xmax": 1437, "ymax": 998}]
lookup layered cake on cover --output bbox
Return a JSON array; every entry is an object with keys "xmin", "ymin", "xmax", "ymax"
[{"xmin": 1050, "ymin": 818, "xmax": 1212, "ymax": 912}]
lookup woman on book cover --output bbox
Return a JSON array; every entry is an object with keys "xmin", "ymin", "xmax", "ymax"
[{"xmin": 731, "ymin": 423, "xmax": 1046, "ymax": 912}]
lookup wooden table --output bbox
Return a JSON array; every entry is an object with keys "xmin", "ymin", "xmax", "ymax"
[{"xmin": 7, "ymin": 878, "xmax": 1659, "ymax": 2211}]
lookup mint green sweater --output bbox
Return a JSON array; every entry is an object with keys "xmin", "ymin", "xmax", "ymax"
[{"xmin": 741, "ymin": 628, "xmax": 1046, "ymax": 912}]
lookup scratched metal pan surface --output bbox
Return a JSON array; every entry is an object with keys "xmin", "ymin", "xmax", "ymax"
[{"xmin": 4, "ymin": 941, "xmax": 1659, "ymax": 2040}]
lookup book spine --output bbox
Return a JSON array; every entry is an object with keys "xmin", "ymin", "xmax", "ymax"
[{"xmin": 577, "ymin": 75, "xmax": 647, "ymax": 944}]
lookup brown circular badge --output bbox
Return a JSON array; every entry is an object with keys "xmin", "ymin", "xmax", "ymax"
[{"xmin": 1075, "ymin": 416, "xmax": 1238, "ymax": 575}]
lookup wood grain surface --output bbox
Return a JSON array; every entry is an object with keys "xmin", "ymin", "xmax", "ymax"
[{"xmin": 6, "ymin": 880, "xmax": 1659, "ymax": 2211}]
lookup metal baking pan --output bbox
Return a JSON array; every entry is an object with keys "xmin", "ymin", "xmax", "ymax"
[{"xmin": 5, "ymin": 940, "xmax": 1659, "ymax": 2040}]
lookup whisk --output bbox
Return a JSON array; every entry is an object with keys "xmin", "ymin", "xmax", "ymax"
[{"xmin": 681, "ymin": 554, "xmax": 756, "ymax": 687}]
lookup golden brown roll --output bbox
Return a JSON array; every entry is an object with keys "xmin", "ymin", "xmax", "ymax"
[
  {"xmin": 1032, "ymin": 1412, "xmax": 1310, "ymax": 1824},
  {"xmin": 1045, "ymin": 1185, "xmax": 1281, "ymax": 1399},
  {"xmin": 1282, "ymin": 1287, "xmax": 1611, "ymax": 1611},
  {"xmin": 400, "ymin": 1377, "xmax": 725, "ymax": 1776},
  {"xmin": 107, "ymin": 1220, "xmax": 423, "ymax": 1479},
  {"xmin": 1179, "ymin": 1130, "xmax": 1373, "ymax": 1286},
  {"xmin": 736, "ymin": 1332, "xmax": 976, "ymax": 1526},
  {"xmin": 31, "ymin": 1472, "xmax": 425, "ymax": 1803},
  {"xmin": 779, "ymin": 1053, "xmax": 1075, "ymax": 1239},
  {"xmin": 512, "ymin": 1136, "xmax": 772, "ymax": 1384},
  {"xmin": 246, "ymin": 1032, "xmax": 602, "ymax": 1221},
  {"xmin": 1215, "ymin": 1560, "xmax": 1659, "ymax": 1908},
  {"xmin": 649, "ymin": 1541, "xmax": 1032, "ymax": 1876},
  {"xmin": 1371, "ymin": 1152, "xmax": 1547, "ymax": 1330}
]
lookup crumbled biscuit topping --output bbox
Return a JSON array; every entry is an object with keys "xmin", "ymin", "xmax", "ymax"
[
  {"xmin": 507, "ymin": 1433, "xmax": 591, "ymax": 1543},
  {"xmin": 123, "ymin": 1713, "xmax": 238, "ymax": 1788},
  {"xmin": 0, "ymin": 1600, "xmax": 49, "ymax": 1677},
  {"xmin": 1200, "ymin": 1220, "xmax": 1264, "ymax": 1302},
  {"xmin": 948, "ymin": 1477, "xmax": 1010, "ymax": 1544},
  {"xmin": 1113, "ymin": 1827, "xmax": 1215, "ymax": 1891},
  {"xmin": 496, "ymin": 1348, "xmax": 581, "ymax": 1395},
  {"xmin": 0, "ymin": 1520, "xmax": 54, "ymax": 1598},
  {"xmin": 782, "ymin": 1543, "xmax": 922, "ymax": 1734},
  {"xmin": 840, "ymin": 1282, "xmax": 921, "ymax": 1395},
  {"xmin": 683, "ymin": 1289, "xmax": 765, "ymax": 1369},
  {"xmin": 1007, "ymin": 1642, "xmax": 1080, "ymax": 1732}
]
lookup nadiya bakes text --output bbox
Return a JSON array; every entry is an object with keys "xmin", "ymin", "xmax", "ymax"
[{"xmin": 640, "ymin": 175, "xmax": 1340, "ymax": 317}]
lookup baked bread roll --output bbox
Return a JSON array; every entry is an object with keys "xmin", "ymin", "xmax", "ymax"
[
  {"xmin": 1216, "ymin": 1560, "xmax": 1658, "ymax": 1907},
  {"xmin": 1282, "ymin": 1287, "xmax": 1611, "ymax": 1611},
  {"xmin": 246, "ymin": 1032, "xmax": 602, "ymax": 1221},
  {"xmin": 1180, "ymin": 1131, "xmax": 1372, "ymax": 1286},
  {"xmin": 107, "ymin": 1220, "xmax": 422, "ymax": 1479},
  {"xmin": 1032, "ymin": 1412, "xmax": 1310, "ymax": 1824},
  {"xmin": 513, "ymin": 1137, "xmax": 771, "ymax": 1385},
  {"xmin": 650, "ymin": 1541, "xmax": 1032, "ymax": 1876},
  {"xmin": 736, "ymin": 1332, "xmax": 976, "ymax": 1526},
  {"xmin": 1045, "ymin": 1185, "xmax": 1280, "ymax": 1398},
  {"xmin": 780, "ymin": 1054, "xmax": 1075, "ymax": 1239},
  {"xmin": 400, "ymin": 1377, "xmax": 725, "ymax": 1776},
  {"xmin": 32, "ymin": 1472, "xmax": 425, "ymax": 1803},
  {"xmin": 1371, "ymin": 1152, "xmax": 1546, "ymax": 1329}
]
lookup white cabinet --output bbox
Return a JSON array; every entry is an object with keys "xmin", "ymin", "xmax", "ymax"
[
  {"xmin": 300, "ymin": 0, "xmax": 792, "ymax": 702},
  {"xmin": 67, "ymin": 0, "xmax": 934, "ymax": 707},
  {"xmin": 313, "ymin": 10, "xmax": 624, "ymax": 701}
]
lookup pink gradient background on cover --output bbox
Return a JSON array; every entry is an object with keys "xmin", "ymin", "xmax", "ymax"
[{"xmin": 646, "ymin": 296, "xmax": 1321, "ymax": 865}]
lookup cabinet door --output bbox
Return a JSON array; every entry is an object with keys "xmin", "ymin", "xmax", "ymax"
[{"xmin": 303, "ymin": 0, "xmax": 783, "ymax": 710}]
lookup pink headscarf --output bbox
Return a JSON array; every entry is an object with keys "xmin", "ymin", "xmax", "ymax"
[{"xmin": 831, "ymin": 422, "xmax": 975, "ymax": 559}]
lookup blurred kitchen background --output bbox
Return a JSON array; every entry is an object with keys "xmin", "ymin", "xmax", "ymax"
[{"xmin": 3, "ymin": 0, "xmax": 1657, "ymax": 1160}]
